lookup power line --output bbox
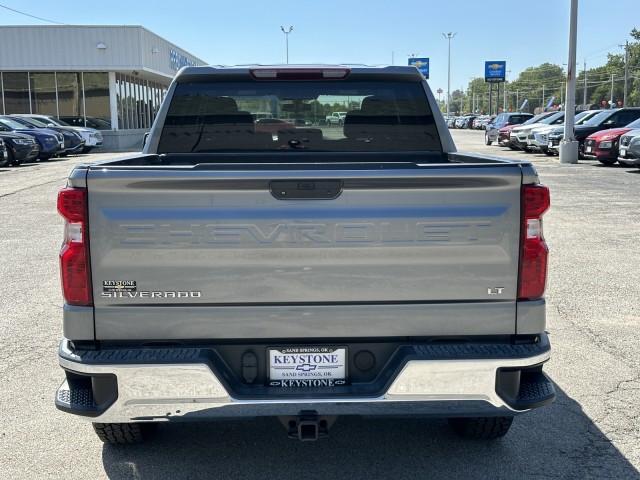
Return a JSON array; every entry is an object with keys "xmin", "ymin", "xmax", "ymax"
[{"xmin": 0, "ymin": 3, "xmax": 68, "ymax": 25}]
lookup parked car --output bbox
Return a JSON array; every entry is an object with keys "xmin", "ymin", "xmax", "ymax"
[
  {"xmin": 254, "ymin": 118, "xmax": 295, "ymax": 133},
  {"xmin": 0, "ymin": 138, "xmax": 7, "ymax": 167},
  {"xmin": 0, "ymin": 130, "xmax": 40, "ymax": 165},
  {"xmin": 509, "ymin": 112, "xmax": 562, "ymax": 151},
  {"xmin": 546, "ymin": 108, "xmax": 640, "ymax": 158},
  {"xmin": 21, "ymin": 114, "xmax": 103, "ymax": 153},
  {"xmin": 58, "ymin": 116, "xmax": 111, "ymax": 130},
  {"xmin": 0, "ymin": 116, "xmax": 63, "ymax": 160},
  {"xmin": 545, "ymin": 110, "xmax": 602, "ymax": 155},
  {"xmin": 455, "ymin": 115, "xmax": 476, "ymax": 129},
  {"xmin": 10, "ymin": 115, "xmax": 85, "ymax": 156},
  {"xmin": 485, "ymin": 112, "xmax": 534, "ymax": 145},
  {"xmin": 477, "ymin": 115, "xmax": 495, "ymax": 130},
  {"xmin": 617, "ymin": 129, "xmax": 640, "ymax": 167},
  {"xmin": 583, "ymin": 117, "xmax": 640, "ymax": 165},
  {"xmin": 526, "ymin": 111, "xmax": 596, "ymax": 155}
]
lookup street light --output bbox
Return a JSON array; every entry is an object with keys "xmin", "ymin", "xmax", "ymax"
[
  {"xmin": 280, "ymin": 26, "xmax": 293, "ymax": 64},
  {"xmin": 442, "ymin": 32, "xmax": 457, "ymax": 118}
]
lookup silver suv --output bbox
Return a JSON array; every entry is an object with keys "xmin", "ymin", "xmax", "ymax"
[{"xmin": 485, "ymin": 112, "xmax": 534, "ymax": 145}]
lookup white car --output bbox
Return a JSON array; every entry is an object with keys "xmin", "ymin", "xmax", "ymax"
[
  {"xmin": 526, "ymin": 125, "xmax": 558, "ymax": 155},
  {"xmin": 23, "ymin": 114, "xmax": 103, "ymax": 153},
  {"xmin": 510, "ymin": 111, "xmax": 564, "ymax": 151},
  {"xmin": 617, "ymin": 128, "xmax": 640, "ymax": 167}
]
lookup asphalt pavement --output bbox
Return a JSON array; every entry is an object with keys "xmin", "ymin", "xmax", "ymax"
[{"xmin": 0, "ymin": 135, "xmax": 638, "ymax": 479}]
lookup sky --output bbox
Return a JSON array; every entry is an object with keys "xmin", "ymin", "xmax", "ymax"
[{"xmin": 0, "ymin": 0, "xmax": 637, "ymax": 96}]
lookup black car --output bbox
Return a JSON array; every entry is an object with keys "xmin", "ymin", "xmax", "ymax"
[
  {"xmin": 58, "ymin": 116, "xmax": 111, "ymax": 130},
  {"xmin": 0, "ymin": 131, "xmax": 40, "ymax": 165}
]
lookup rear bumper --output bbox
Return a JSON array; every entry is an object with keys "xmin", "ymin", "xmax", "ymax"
[{"xmin": 56, "ymin": 335, "xmax": 555, "ymax": 423}]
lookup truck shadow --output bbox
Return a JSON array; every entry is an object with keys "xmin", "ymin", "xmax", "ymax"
[{"xmin": 101, "ymin": 385, "xmax": 638, "ymax": 480}]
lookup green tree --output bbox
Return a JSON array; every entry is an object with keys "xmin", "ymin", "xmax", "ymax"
[{"xmin": 508, "ymin": 63, "xmax": 565, "ymax": 113}]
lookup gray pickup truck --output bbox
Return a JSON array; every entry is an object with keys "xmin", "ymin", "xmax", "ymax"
[{"xmin": 55, "ymin": 65, "xmax": 555, "ymax": 444}]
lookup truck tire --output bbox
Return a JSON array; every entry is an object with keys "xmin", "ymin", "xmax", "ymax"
[
  {"xmin": 447, "ymin": 416, "xmax": 513, "ymax": 439},
  {"xmin": 92, "ymin": 422, "xmax": 158, "ymax": 444}
]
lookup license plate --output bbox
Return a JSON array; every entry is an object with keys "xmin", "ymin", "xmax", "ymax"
[
  {"xmin": 548, "ymin": 141, "xmax": 553, "ymax": 149},
  {"xmin": 268, "ymin": 346, "xmax": 347, "ymax": 387},
  {"xmin": 585, "ymin": 146, "xmax": 593, "ymax": 153},
  {"xmin": 619, "ymin": 148, "xmax": 627, "ymax": 158}
]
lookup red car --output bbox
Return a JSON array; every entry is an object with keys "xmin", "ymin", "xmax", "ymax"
[
  {"xmin": 584, "ymin": 117, "xmax": 640, "ymax": 165},
  {"xmin": 254, "ymin": 118, "xmax": 295, "ymax": 133},
  {"xmin": 497, "ymin": 124, "xmax": 520, "ymax": 149}
]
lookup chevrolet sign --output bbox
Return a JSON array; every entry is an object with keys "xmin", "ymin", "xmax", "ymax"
[{"xmin": 485, "ymin": 61, "xmax": 506, "ymax": 83}]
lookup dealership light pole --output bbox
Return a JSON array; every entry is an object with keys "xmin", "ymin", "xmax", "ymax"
[
  {"xmin": 442, "ymin": 32, "xmax": 456, "ymax": 117},
  {"xmin": 560, "ymin": 0, "xmax": 579, "ymax": 164},
  {"xmin": 280, "ymin": 26, "xmax": 293, "ymax": 64}
]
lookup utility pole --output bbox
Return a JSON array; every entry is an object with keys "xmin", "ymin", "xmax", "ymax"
[
  {"xmin": 610, "ymin": 73, "xmax": 615, "ymax": 107},
  {"xmin": 280, "ymin": 26, "xmax": 293, "ymax": 64},
  {"xmin": 583, "ymin": 59, "xmax": 587, "ymax": 106},
  {"xmin": 623, "ymin": 40, "xmax": 629, "ymax": 106},
  {"xmin": 442, "ymin": 32, "xmax": 456, "ymax": 118},
  {"xmin": 560, "ymin": 0, "xmax": 579, "ymax": 164}
]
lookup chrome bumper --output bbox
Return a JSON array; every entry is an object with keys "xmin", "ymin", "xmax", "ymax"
[{"xmin": 56, "ymin": 338, "xmax": 553, "ymax": 423}]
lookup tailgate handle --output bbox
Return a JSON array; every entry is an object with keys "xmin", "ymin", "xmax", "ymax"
[{"xmin": 270, "ymin": 180, "xmax": 343, "ymax": 200}]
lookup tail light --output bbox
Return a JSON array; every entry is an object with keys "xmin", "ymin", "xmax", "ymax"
[
  {"xmin": 58, "ymin": 187, "xmax": 92, "ymax": 306},
  {"xmin": 518, "ymin": 185, "xmax": 550, "ymax": 300}
]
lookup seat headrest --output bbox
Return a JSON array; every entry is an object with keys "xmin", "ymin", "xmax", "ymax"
[{"xmin": 209, "ymin": 96, "xmax": 239, "ymax": 113}]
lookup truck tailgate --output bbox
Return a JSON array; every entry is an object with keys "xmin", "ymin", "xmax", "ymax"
[{"xmin": 86, "ymin": 164, "xmax": 524, "ymax": 339}]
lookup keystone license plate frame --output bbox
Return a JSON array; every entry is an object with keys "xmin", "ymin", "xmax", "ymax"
[{"xmin": 267, "ymin": 346, "xmax": 347, "ymax": 387}]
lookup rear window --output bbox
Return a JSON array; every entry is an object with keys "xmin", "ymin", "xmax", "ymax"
[{"xmin": 158, "ymin": 81, "xmax": 441, "ymax": 154}]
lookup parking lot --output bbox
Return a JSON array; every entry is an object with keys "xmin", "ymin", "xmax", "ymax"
[{"xmin": 0, "ymin": 132, "xmax": 638, "ymax": 479}]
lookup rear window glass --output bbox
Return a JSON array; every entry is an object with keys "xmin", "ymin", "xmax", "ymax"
[{"xmin": 158, "ymin": 81, "xmax": 441, "ymax": 154}]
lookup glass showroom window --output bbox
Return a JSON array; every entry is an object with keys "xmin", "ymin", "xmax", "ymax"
[
  {"xmin": 57, "ymin": 73, "xmax": 83, "ymax": 116},
  {"xmin": 29, "ymin": 73, "xmax": 57, "ymax": 116},
  {"xmin": 83, "ymin": 73, "xmax": 110, "ymax": 124},
  {"xmin": 3, "ymin": 72, "xmax": 30, "ymax": 114},
  {"xmin": 0, "ymin": 73, "xmax": 5, "ymax": 114}
]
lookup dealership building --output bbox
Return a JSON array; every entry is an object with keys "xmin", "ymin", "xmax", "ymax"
[{"xmin": 0, "ymin": 25, "xmax": 205, "ymax": 150}]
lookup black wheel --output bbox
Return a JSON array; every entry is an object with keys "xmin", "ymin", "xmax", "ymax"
[
  {"xmin": 484, "ymin": 133, "xmax": 492, "ymax": 146},
  {"xmin": 6, "ymin": 148, "xmax": 22, "ymax": 166},
  {"xmin": 1, "ymin": 148, "xmax": 13, "ymax": 167},
  {"xmin": 578, "ymin": 141, "xmax": 585, "ymax": 159},
  {"xmin": 92, "ymin": 422, "xmax": 158, "ymax": 444},
  {"xmin": 544, "ymin": 150, "xmax": 555, "ymax": 156},
  {"xmin": 447, "ymin": 416, "xmax": 514, "ymax": 440},
  {"xmin": 338, "ymin": 120, "xmax": 343, "ymax": 126},
  {"xmin": 598, "ymin": 159, "xmax": 617, "ymax": 166}
]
